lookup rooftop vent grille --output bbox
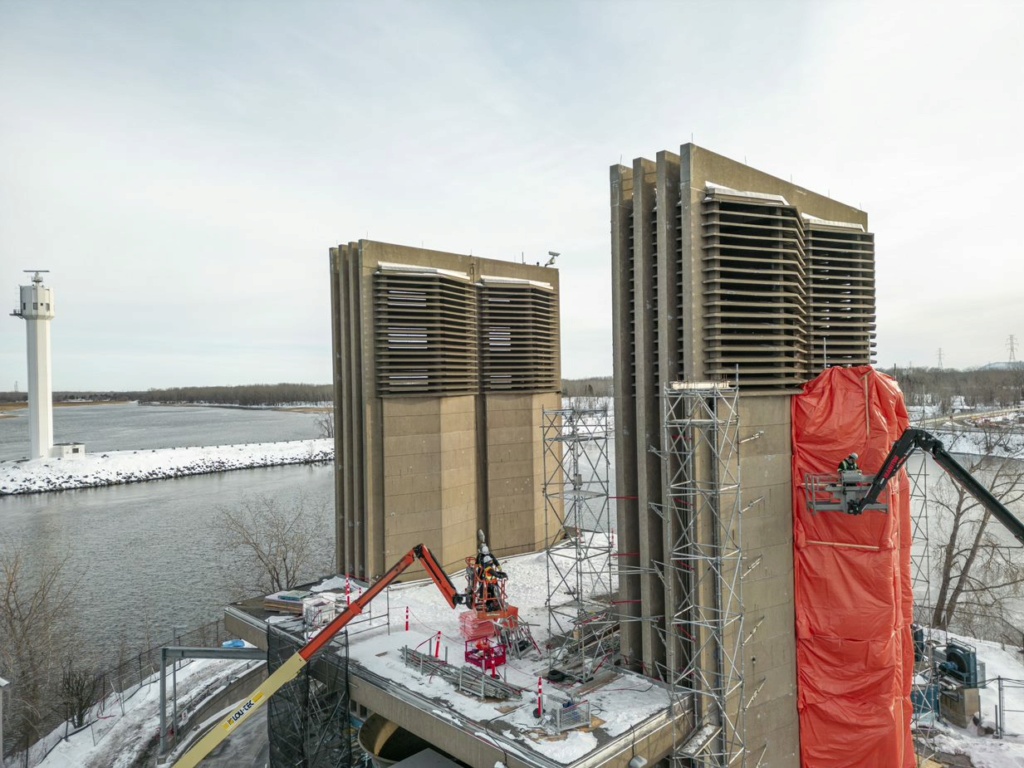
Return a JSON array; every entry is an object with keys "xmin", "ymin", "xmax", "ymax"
[
  {"xmin": 701, "ymin": 197, "xmax": 809, "ymax": 390},
  {"xmin": 479, "ymin": 281, "xmax": 558, "ymax": 392},
  {"xmin": 805, "ymin": 224, "xmax": 877, "ymax": 371},
  {"xmin": 373, "ymin": 270, "xmax": 478, "ymax": 396}
]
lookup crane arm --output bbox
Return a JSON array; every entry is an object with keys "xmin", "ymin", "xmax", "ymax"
[
  {"xmin": 849, "ymin": 428, "xmax": 934, "ymax": 514},
  {"xmin": 927, "ymin": 437, "xmax": 1024, "ymax": 548},
  {"xmin": 849, "ymin": 428, "xmax": 1024, "ymax": 547},
  {"xmin": 414, "ymin": 543, "xmax": 464, "ymax": 609},
  {"xmin": 171, "ymin": 544, "xmax": 462, "ymax": 768}
]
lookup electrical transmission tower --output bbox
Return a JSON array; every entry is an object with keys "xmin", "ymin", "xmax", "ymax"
[
  {"xmin": 1009, "ymin": 334, "xmax": 1019, "ymax": 363},
  {"xmin": 937, "ymin": 348, "xmax": 943, "ymax": 370}
]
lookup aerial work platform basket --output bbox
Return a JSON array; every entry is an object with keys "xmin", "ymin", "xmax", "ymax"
[{"xmin": 804, "ymin": 470, "xmax": 889, "ymax": 515}]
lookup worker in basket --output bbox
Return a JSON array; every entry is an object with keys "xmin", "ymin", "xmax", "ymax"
[
  {"xmin": 477, "ymin": 544, "xmax": 507, "ymax": 612},
  {"xmin": 838, "ymin": 452, "xmax": 860, "ymax": 473}
]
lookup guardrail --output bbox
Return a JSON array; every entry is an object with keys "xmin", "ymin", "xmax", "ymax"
[
  {"xmin": 993, "ymin": 676, "xmax": 1024, "ymax": 738},
  {"xmin": 400, "ymin": 647, "xmax": 524, "ymax": 701},
  {"xmin": 2, "ymin": 618, "xmax": 232, "ymax": 768}
]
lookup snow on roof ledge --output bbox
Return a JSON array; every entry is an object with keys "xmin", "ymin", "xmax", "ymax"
[
  {"xmin": 801, "ymin": 213, "xmax": 865, "ymax": 232},
  {"xmin": 479, "ymin": 275, "xmax": 553, "ymax": 291},
  {"xmin": 704, "ymin": 182, "xmax": 789, "ymax": 206},
  {"xmin": 377, "ymin": 262, "xmax": 471, "ymax": 281}
]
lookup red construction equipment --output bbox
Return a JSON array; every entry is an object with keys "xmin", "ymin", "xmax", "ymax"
[{"xmin": 465, "ymin": 637, "xmax": 507, "ymax": 677}]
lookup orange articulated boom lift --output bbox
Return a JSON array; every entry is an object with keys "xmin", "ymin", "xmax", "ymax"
[{"xmin": 171, "ymin": 544, "xmax": 465, "ymax": 768}]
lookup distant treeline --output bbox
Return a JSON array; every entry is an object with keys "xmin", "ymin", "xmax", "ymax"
[
  {"xmin": 2, "ymin": 368, "xmax": 1015, "ymax": 412},
  {"xmin": 135, "ymin": 383, "xmax": 333, "ymax": 406},
  {"xmin": 562, "ymin": 377, "xmax": 613, "ymax": 397},
  {"xmin": 559, "ymin": 369, "xmax": 1024, "ymax": 413},
  {"xmin": 883, "ymin": 366, "xmax": 1024, "ymax": 412},
  {"xmin": 4, "ymin": 380, "xmax": 612, "ymax": 405},
  {"xmin": 0, "ymin": 390, "xmax": 145, "ymax": 405},
  {"xmin": 0, "ymin": 383, "xmax": 332, "ymax": 407}
]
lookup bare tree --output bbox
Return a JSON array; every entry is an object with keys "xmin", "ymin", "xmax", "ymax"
[
  {"xmin": 927, "ymin": 425, "xmax": 1024, "ymax": 633},
  {"xmin": 0, "ymin": 539, "xmax": 77, "ymax": 757},
  {"xmin": 58, "ymin": 657, "xmax": 98, "ymax": 729},
  {"xmin": 314, "ymin": 409, "xmax": 334, "ymax": 439},
  {"xmin": 212, "ymin": 493, "xmax": 334, "ymax": 598}
]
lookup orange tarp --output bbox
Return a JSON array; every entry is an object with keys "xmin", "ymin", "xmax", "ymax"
[{"xmin": 791, "ymin": 366, "xmax": 915, "ymax": 767}]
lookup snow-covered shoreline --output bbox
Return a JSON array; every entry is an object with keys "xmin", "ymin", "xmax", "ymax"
[{"xmin": 0, "ymin": 438, "xmax": 334, "ymax": 496}]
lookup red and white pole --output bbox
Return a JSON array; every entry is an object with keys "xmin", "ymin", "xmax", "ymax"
[
  {"xmin": 434, "ymin": 631, "xmax": 442, "ymax": 658},
  {"xmin": 405, "ymin": 606, "xmax": 410, "ymax": 632},
  {"xmin": 536, "ymin": 677, "xmax": 543, "ymax": 719},
  {"xmin": 345, "ymin": 575, "xmax": 351, "ymax": 606}
]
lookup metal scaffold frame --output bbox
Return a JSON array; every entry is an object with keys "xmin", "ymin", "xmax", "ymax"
[
  {"xmin": 908, "ymin": 454, "xmax": 942, "ymax": 756},
  {"xmin": 542, "ymin": 406, "xmax": 616, "ymax": 682},
  {"xmin": 909, "ymin": 454, "xmax": 934, "ymax": 623},
  {"xmin": 658, "ymin": 382, "xmax": 745, "ymax": 767},
  {"xmin": 267, "ymin": 620, "xmax": 352, "ymax": 768}
]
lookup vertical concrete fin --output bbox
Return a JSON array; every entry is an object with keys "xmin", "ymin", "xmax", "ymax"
[{"xmin": 610, "ymin": 163, "xmax": 643, "ymax": 668}]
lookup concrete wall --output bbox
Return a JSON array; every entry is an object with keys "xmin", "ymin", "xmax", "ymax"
[
  {"xmin": 684, "ymin": 144, "xmax": 868, "ymax": 224},
  {"xmin": 738, "ymin": 395, "xmax": 800, "ymax": 766},
  {"xmin": 381, "ymin": 396, "xmax": 478, "ymax": 568},
  {"xmin": 485, "ymin": 392, "xmax": 561, "ymax": 555}
]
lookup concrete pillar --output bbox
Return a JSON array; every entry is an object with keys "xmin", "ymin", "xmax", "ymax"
[{"xmin": 12, "ymin": 271, "xmax": 55, "ymax": 459}]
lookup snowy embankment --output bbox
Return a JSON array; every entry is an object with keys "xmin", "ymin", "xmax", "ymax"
[
  {"xmin": 0, "ymin": 439, "xmax": 333, "ymax": 495},
  {"xmin": 926, "ymin": 426, "xmax": 1024, "ymax": 461},
  {"xmin": 29, "ymin": 656, "xmax": 260, "ymax": 768}
]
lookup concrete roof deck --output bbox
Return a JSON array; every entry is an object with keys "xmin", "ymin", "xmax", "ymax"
[{"xmin": 225, "ymin": 550, "xmax": 685, "ymax": 768}]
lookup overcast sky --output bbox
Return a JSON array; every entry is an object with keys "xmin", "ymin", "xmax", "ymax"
[{"xmin": 2, "ymin": 1, "xmax": 1023, "ymax": 390}]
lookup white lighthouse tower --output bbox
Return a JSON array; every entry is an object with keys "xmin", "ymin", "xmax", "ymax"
[{"xmin": 11, "ymin": 270, "xmax": 56, "ymax": 459}]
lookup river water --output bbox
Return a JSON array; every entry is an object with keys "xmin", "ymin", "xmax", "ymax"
[
  {"xmin": 0, "ymin": 404, "xmax": 332, "ymax": 667},
  {"xmin": 0, "ymin": 402, "xmax": 323, "ymax": 461}
]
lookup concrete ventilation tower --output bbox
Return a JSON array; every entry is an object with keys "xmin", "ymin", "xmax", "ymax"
[{"xmin": 11, "ymin": 270, "xmax": 55, "ymax": 459}]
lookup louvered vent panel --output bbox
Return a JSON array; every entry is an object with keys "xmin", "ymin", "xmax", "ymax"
[
  {"xmin": 479, "ymin": 282, "xmax": 558, "ymax": 392},
  {"xmin": 374, "ymin": 271, "xmax": 478, "ymax": 396},
  {"xmin": 805, "ymin": 224, "xmax": 876, "ymax": 371},
  {"xmin": 702, "ymin": 197, "xmax": 809, "ymax": 389}
]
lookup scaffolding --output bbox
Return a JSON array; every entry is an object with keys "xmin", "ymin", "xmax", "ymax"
[
  {"xmin": 659, "ymin": 382, "xmax": 745, "ymax": 767},
  {"xmin": 267, "ymin": 619, "xmax": 352, "ymax": 768},
  {"xmin": 909, "ymin": 453, "xmax": 934, "ymax": 626},
  {"xmin": 908, "ymin": 452, "xmax": 943, "ymax": 758},
  {"xmin": 542, "ymin": 406, "xmax": 616, "ymax": 682}
]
